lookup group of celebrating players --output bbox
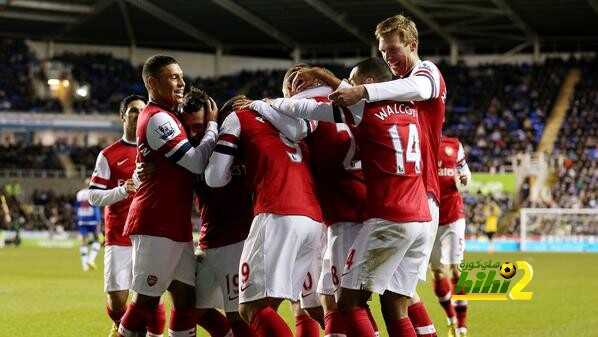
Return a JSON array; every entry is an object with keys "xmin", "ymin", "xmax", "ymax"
[{"xmin": 85, "ymin": 14, "xmax": 473, "ymax": 337}]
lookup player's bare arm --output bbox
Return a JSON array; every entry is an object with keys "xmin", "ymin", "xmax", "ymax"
[{"xmin": 292, "ymin": 67, "xmax": 342, "ymax": 93}]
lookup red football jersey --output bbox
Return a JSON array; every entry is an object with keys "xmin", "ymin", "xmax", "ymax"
[
  {"xmin": 354, "ymin": 100, "xmax": 431, "ymax": 223},
  {"xmin": 307, "ymin": 120, "xmax": 367, "ymax": 226},
  {"xmin": 217, "ymin": 109, "xmax": 323, "ymax": 222},
  {"xmin": 125, "ymin": 102, "xmax": 194, "ymax": 242},
  {"xmin": 195, "ymin": 161, "xmax": 253, "ymax": 249},
  {"xmin": 438, "ymin": 137, "xmax": 466, "ymax": 225},
  {"xmin": 413, "ymin": 61, "xmax": 447, "ymax": 204},
  {"xmin": 90, "ymin": 139, "xmax": 136, "ymax": 246}
]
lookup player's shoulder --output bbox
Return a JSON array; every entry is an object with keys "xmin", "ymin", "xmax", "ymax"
[
  {"xmin": 418, "ymin": 60, "xmax": 440, "ymax": 72},
  {"xmin": 231, "ymin": 108, "xmax": 268, "ymax": 128},
  {"xmin": 234, "ymin": 108, "xmax": 256, "ymax": 119},
  {"xmin": 103, "ymin": 139, "xmax": 136, "ymax": 159}
]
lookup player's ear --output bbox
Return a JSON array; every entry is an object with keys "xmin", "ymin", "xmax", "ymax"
[
  {"xmin": 147, "ymin": 76, "xmax": 158, "ymax": 93},
  {"xmin": 410, "ymin": 40, "xmax": 418, "ymax": 53}
]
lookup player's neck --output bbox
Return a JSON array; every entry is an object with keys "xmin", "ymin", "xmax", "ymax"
[
  {"xmin": 149, "ymin": 96, "xmax": 176, "ymax": 112},
  {"xmin": 404, "ymin": 54, "xmax": 421, "ymax": 77},
  {"xmin": 122, "ymin": 132, "xmax": 136, "ymax": 144}
]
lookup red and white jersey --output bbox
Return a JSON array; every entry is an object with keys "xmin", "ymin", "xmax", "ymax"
[
  {"xmin": 194, "ymin": 161, "xmax": 253, "ymax": 249},
  {"xmin": 89, "ymin": 139, "xmax": 136, "ymax": 246},
  {"xmin": 267, "ymin": 93, "xmax": 431, "ymax": 223},
  {"xmin": 206, "ymin": 108, "xmax": 323, "ymax": 222},
  {"xmin": 356, "ymin": 101, "xmax": 431, "ymax": 223},
  {"xmin": 126, "ymin": 102, "xmax": 217, "ymax": 242},
  {"xmin": 364, "ymin": 60, "xmax": 446, "ymax": 203},
  {"xmin": 306, "ymin": 98, "xmax": 367, "ymax": 225},
  {"xmin": 414, "ymin": 61, "xmax": 446, "ymax": 203},
  {"xmin": 438, "ymin": 137, "xmax": 466, "ymax": 225}
]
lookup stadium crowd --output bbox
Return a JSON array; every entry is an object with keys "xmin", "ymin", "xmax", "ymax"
[
  {"xmin": 0, "ymin": 184, "xmax": 75, "ymax": 232},
  {"xmin": 0, "ymin": 37, "xmax": 596, "ymax": 239}
]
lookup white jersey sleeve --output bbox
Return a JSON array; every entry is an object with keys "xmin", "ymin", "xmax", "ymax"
[
  {"xmin": 146, "ymin": 112, "xmax": 218, "ymax": 174},
  {"xmin": 88, "ymin": 186, "xmax": 128, "ymax": 206},
  {"xmin": 90, "ymin": 152, "xmax": 110, "ymax": 189},
  {"xmin": 269, "ymin": 81, "xmax": 366, "ymax": 126},
  {"xmin": 364, "ymin": 60, "xmax": 441, "ymax": 102},
  {"xmin": 249, "ymin": 100, "xmax": 312, "ymax": 142},
  {"xmin": 205, "ymin": 112, "xmax": 240, "ymax": 188}
]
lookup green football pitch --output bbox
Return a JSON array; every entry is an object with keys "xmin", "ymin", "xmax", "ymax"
[{"xmin": 1, "ymin": 246, "xmax": 597, "ymax": 337}]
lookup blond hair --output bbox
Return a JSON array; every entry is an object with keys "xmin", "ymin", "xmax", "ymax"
[{"xmin": 375, "ymin": 15, "xmax": 418, "ymax": 46}]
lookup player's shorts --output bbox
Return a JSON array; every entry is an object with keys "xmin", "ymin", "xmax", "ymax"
[
  {"xmin": 130, "ymin": 235, "xmax": 196, "ymax": 297},
  {"xmin": 417, "ymin": 196, "xmax": 440, "ymax": 281},
  {"xmin": 300, "ymin": 226, "xmax": 326, "ymax": 309},
  {"xmin": 341, "ymin": 218, "xmax": 430, "ymax": 297},
  {"xmin": 195, "ymin": 240, "xmax": 244, "ymax": 313},
  {"xmin": 239, "ymin": 213, "xmax": 323, "ymax": 304},
  {"xmin": 430, "ymin": 218, "xmax": 466, "ymax": 270},
  {"xmin": 318, "ymin": 222, "xmax": 362, "ymax": 300},
  {"xmin": 78, "ymin": 225, "xmax": 97, "ymax": 236},
  {"xmin": 104, "ymin": 245, "xmax": 133, "ymax": 292}
]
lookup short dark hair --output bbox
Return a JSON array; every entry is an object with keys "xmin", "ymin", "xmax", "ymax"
[
  {"xmin": 181, "ymin": 87, "xmax": 210, "ymax": 114},
  {"xmin": 142, "ymin": 55, "xmax": 178, "ymax": 83},
  {"xmin": 219, "ymin": 95, "xmax": 246, "ymax": 126},
  {"xmin": 353, "ymin": 57, "xmax": 393, "ymax": 82},
  {"xmin": 119, "ymin": 94, "xmax": 146, "ymax": 117}
]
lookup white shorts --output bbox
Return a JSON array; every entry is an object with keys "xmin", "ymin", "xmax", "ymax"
[
  {"xmin": 430, "ymin": 218, "xmax": 466, "ymax": 269},
  {"xmin": 104, "ymin": 245, "xmax": 133, "ymax": 292},
  {"xmin": 417, "ymin": 196, "xmax": 439, "ymax": 281},
  {"xmin": 300, "ymin": 226, "xmax": 326, "ymax": 309},
  {"xmin": 239, "ymin": 213, "xmax": 323, "ymax": 304},
  {"xmin": 195, "ymin": 240, "xmax": 244, "ymax": 313},
  {"xmin": 318, "ymin": 222, "xmax": 362, "ymax": 300},
  {"xmin": 130, "ymin": 235, "xmax": 196, "ymax": 297},
  {"xmin": 341, "ymin": 218, "xmax": 430, "ymax": 297}
]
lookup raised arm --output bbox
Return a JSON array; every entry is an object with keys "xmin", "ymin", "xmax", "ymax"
[
  {"xmin": 363, "ymin": 61, "xmax": 440, "ymax": 102},
  {"xmin": 269, "ymin": 81, "xmax": 366, "ymax": 126},
  {"xmin": 249, "ymin": 100, "xmax": 312, "ymax": 142},
  {"xmin": 146, "ymin": 112, "xmax": 218, "ymax": 174},
  {"xmin": 293, "ymin": 67, "xmax": 343, "ymax": 92},
  {"xmin": 205, "ymin": 112, "xmax": 240, "ymax": 188}
]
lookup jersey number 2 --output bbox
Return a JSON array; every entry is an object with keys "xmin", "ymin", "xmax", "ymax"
[
  {"xmin": 388, "ymin": 124, "xmax": 421, "ymax": 175},
  {"xmin": 336, "ymin": 124, "xmax": 361, "ymax": 171}
]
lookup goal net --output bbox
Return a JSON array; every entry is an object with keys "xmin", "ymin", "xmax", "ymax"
[{"xmin": 519, "ymin": 208, "xmax": 598, "ymax": 252}]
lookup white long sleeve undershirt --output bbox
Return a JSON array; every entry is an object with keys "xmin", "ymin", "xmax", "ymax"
[{"xmin": 88, "ymin": 186, "xmax": 128, "ymax": 206}]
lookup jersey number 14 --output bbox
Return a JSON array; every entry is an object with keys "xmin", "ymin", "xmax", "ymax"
[{"xmin": 388, "ymin": 123, "xmax": 421, "ymax": 175}]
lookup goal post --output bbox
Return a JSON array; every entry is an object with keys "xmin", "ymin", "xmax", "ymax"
[{"xmin": 519, "ymin": 208, "xmax": 598, "ymax": 251}]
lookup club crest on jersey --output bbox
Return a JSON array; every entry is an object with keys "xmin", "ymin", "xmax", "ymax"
[
  {"xmin": 445, "ymin": 146, "xmax": 454, "ymax": 156},
  {"xmin": 147, "ymin": 275, "xmax": 158, "ymax": 287},
  {"xmin": 155, "ymin": 121, "xmax": 176, "ymax": 140}
]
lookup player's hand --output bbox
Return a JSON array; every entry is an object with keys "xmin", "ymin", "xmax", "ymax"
[
  {"xmin": 329, "ymin": 85, "xmax": 367, "ymax": 106},
  {"xmin": 206, "ymin": 97, "xmax": 219, "ymax": 123},
  {"xmin": 292, "ymin": 67, "xmax": 321, "ymax": 93},
  {"xmin": 123, "ymin": 179, "xmax": 137, "ymax": 194},
  {"xmin": 459, "ymin": 174, "xmax": 469, "ymax": 186},
  {"xmin": 233, "ymin": 97, "xmax": 254, "ymax": 111},
  {"xmin": 136, "ymin": 162, "xmax": 155, "ymax": 182}
]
